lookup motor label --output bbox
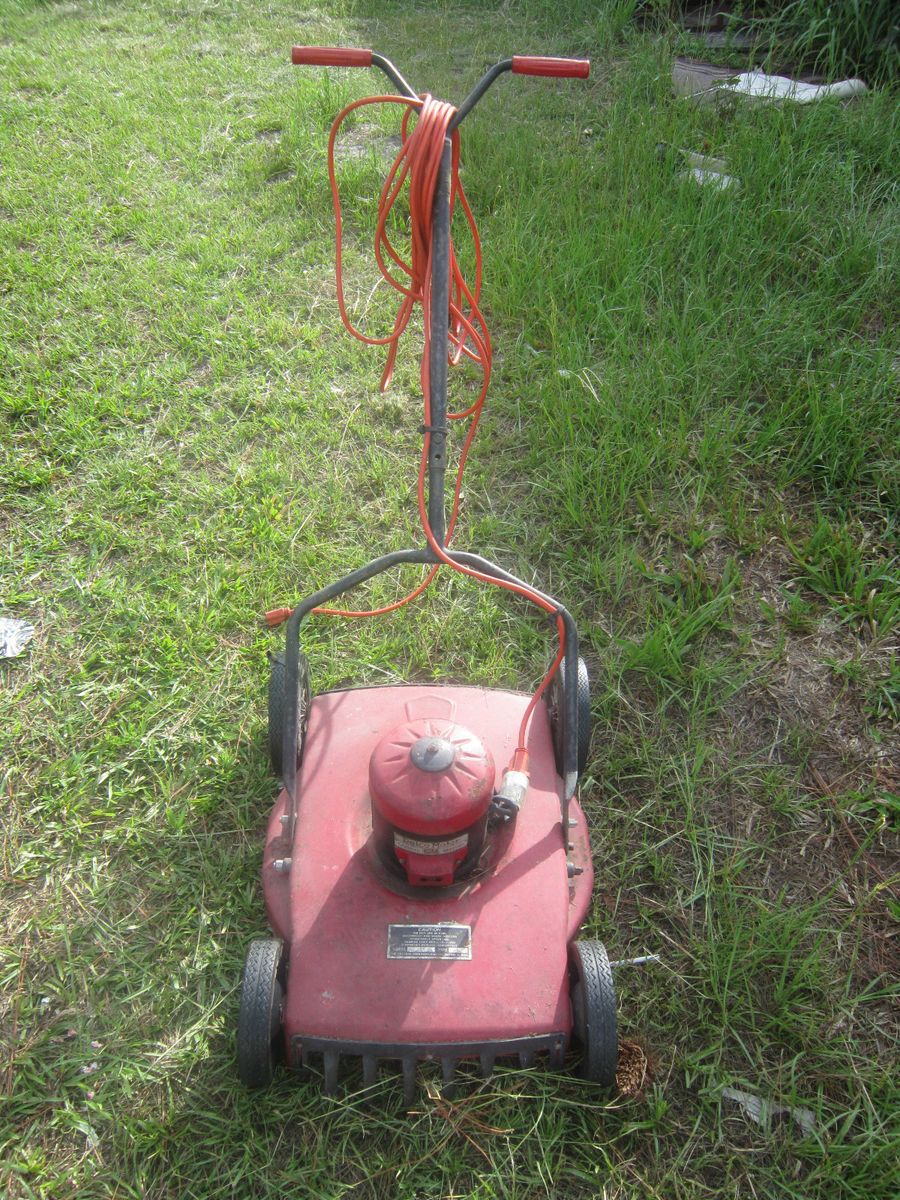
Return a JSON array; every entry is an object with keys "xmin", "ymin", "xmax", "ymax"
[
  {"xmin": 394, "ymin": 832, "xmax": 468, "ymax": 856},
  {"xmin": 387, "ymin": 923, "xmax": 472, "ymax": 960}
]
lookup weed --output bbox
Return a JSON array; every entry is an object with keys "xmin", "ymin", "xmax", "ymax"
[
  {"xmin": 749, "ymin": 0, "xmax": 900, "ymax": 84},
  {"xmin": 783, "ymin": 516, "xmax": 899, "ymax": 635}
]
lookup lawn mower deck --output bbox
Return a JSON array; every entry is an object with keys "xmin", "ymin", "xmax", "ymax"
[{"xmin": 261, "ymin": 685, "xmax": 593, "ymax": 1095}]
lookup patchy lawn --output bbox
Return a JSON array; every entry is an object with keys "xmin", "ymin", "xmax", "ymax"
[{"xmin": 1, "ymin": 2, "xmax": 897, "ymax": 1197}]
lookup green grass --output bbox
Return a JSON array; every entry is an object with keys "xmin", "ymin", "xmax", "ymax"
[
  {"xmin": 1, "ymin": 1, "xmax": 898, "ymax": 1197},
  {"xmin": 745, "ymin": 0, "xmax": 900, "ymax": 84}
]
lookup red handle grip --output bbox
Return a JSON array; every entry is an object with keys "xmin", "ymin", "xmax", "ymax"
[
  {"xmin": 291, "ymin": 46, "xmax": 373, "ymax": 68},
  {"xmin": 511, "ymin": 56, "xmax": 590, "ymax": 79}
]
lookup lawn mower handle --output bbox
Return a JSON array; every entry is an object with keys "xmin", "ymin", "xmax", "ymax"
[
  {"xmin": 511, "ymin": 56, "xmax": 590, "ymax": 78},
  {"xmin": 291, "ymin": 48, "xmax": 590, "ymax": 122},
  {"xmin": 286, "ymin": 44, "xmax": 587, "ymax": 829},
  {"xmin": 292, "ymin": 47, "xmax": 418, "ymax": 99},
  {"xmin": 291, "ymin": 47, "xmax": 373, "ymax": 68}
]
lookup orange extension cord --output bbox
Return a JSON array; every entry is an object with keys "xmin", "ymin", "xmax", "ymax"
[{"xmin": 267, "ymin": 91, "xmax": 565, "ymax": 752}]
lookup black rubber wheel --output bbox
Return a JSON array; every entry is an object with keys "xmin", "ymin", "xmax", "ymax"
[
  {"xmin": 237, "ymin": 938, "xmax": 285, "ymax": 1088},
  {"xmin": 570, "ymin": 940, "xmax": 617, "ymax": 1088},
  {"xmin": 268, "ymin": 650, "xmax": 310, "ymax": 778},
  {"xmin": 548, "ymin": 655, "xmax": 591, "ymax": 779}
]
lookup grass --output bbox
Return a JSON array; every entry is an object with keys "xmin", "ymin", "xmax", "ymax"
[
  {"xmin": 1, "ymin": 0, "xmax": 898, "ymax": 1197},
  {"xmin": 745, "ymin": 0, "xmax": 900, "ymax": 84}
]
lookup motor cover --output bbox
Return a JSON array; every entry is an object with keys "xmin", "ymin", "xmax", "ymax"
[{"xmin": 369, "ymin": 717, "xmax": 494, "ymax": 886}]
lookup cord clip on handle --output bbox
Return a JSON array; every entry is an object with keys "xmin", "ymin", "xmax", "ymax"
[
  {"xmin": 291, "ymin": 46, "xmax": 373, "ymax": 67},
  {"xmin": 511, "ymin": 55, "xmax": 590, "ymax": 79}
]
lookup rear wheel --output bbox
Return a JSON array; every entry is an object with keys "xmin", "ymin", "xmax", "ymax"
[
  {"xmin": 268, "ymin": 650, "xmax": 310, "ymax": 777},
  {"xmin": 548, "ymin": 655, "xmax": 591, "ymax": 779},
  {"xmin": 237, "ymin": 938, "xmax": 285, "ymax": 1088},
  {"xmin": 570, "ymin": 940, "xmax": 617, "ymax": 1088}
]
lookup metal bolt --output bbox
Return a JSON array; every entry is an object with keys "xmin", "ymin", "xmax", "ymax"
[
  {"xmin": 273, "ymin": 857, "xmax": 292, "ymax": 873},
  {"xmin": 280, "ymin": 813, "xmax": 290, "ymax": 826},
  {"xmin": 567, "ymin": 862, "xmax": 584, "ymax": 878}
]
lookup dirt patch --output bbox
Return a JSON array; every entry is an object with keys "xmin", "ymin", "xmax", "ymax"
[
  {"xmin": 93, "ymin": 232, "xmax": 141, "ymax": 256},
  {"xmin": 720, "ymin": 539, "xmax": 898, "ymax": 788},
  {"xmin": 333, "ymin": 124, "xmax": 402, "ymax": 167},
  {"xmin": 603, "ymin": 518, "xmax": 898, "ymax": 992},
  {"xmin": 187, "ymin": 356, "xmax": 211, "ymax": 385},
  {"xmin": 693, "ymin": 538, "xmax": 900, "ymax": 989}
]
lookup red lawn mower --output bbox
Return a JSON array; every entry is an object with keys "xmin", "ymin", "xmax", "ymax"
[{"xmin": 237, "ymin": 46, "xmax": 617, "ymax": 1100}]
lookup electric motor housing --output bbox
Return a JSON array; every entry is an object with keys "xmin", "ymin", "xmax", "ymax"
[{"xmin": 368, "ymin": 717, "xmax": 495, "ymax": 887}]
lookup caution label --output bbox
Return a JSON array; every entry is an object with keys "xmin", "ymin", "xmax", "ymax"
[
  {"xmin": 387, "ymin": 923, "xmax": 472, "ymax": 961},
  {"xmin": 394, "ymin": 832, "xmax": 468, "ymax": 856}
]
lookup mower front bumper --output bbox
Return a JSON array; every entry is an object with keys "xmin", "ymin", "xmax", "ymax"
[{"xmin": 293, "ymin": 1031, "xmax": 567, "ymax": 1100}]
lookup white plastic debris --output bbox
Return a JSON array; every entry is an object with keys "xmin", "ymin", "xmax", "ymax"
[
  {"xmin": 0, "ymin": 618, "xmax": 35, "ymax": 658},
  {"xmin": 722, "ymin": 1087, "xmax": 817, "ymax": 1135},
  {"xmin": 720, "ymin": 70, "xmax": 868, "ymax": 105},
  {"xmin": 680, "ymin": 150, "xmax": 729, "ymax": 174},
  {"xmin": 673, "ymin": 60, "xmax": 868, "ymax": 108},
  {"xmin": 679, "ymin": 151, "xmax": 739, "ymax": 191},
  {"xmin": 683, "ymin": 166, "xmax": 739, "ymax": 190},
  {"xmin": 662, "ymin": 146, "xmax": 741, "ymax": 192},
  {"xmin": 608, "ymin": 954, "xmax": 662, "ymax": 967}
]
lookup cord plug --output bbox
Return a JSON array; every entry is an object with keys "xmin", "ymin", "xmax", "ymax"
[{"xmin": 489, "ymin": 749, "xmax": 529, "ymax": 824}]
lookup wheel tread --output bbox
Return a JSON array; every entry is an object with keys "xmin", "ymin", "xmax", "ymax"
[
  {"xmin": 571, "ymin": 940, "xmax": 617, "ymax": 1088},
  {"xmin": 549, "ymin": 656, "xmax": 592, "ymax": 778},
  {"xmin": 237, "ymin": 938, "xmax": 284, "ymax": 1088},
  {"xmin": 267, "ymin": 651, "xmax": 310, "ymax": 777}
]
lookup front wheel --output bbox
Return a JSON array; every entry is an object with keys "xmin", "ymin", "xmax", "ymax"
[
  {"xmin": 237, "ymin": 938, "xmax": 285, "ymax": 1088},
  {"xmin": 570, "ymin": 940, "xmax": 617, "ymax": 1088}
]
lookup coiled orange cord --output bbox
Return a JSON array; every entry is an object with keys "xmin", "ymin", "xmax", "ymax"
[{"xmin": 271, "ymin": 90, "xmax": 564, "ymax": 751}]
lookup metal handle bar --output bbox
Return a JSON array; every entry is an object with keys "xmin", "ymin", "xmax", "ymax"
[
  {"xmin": 291, "ymin": 48, "xmax": 590, "ymax": 126},
  {"xmin": 291, "ymin": 47, "xmax": 418, "ymax": 99}
]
